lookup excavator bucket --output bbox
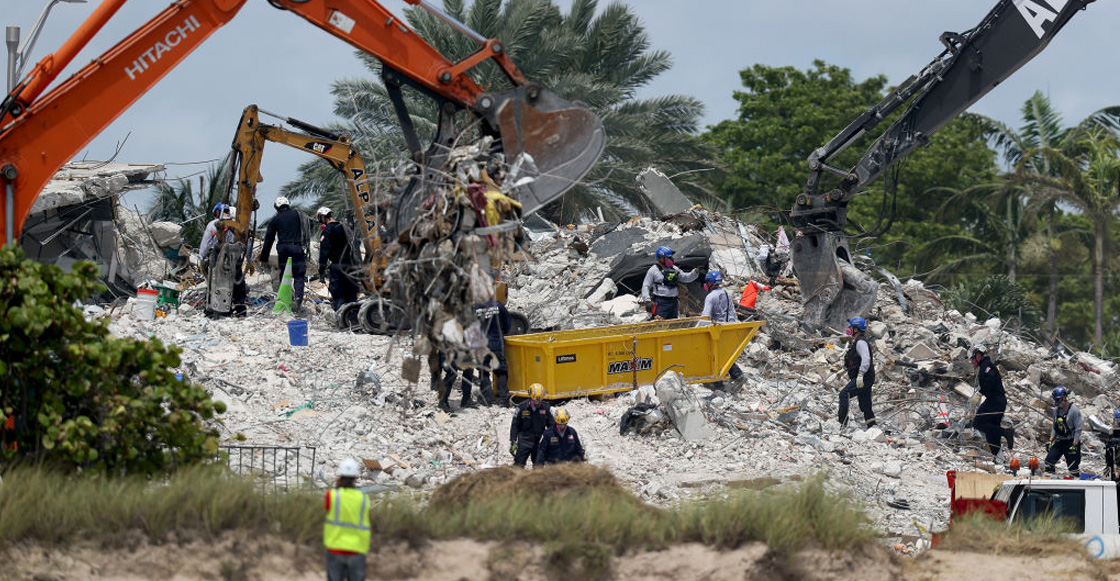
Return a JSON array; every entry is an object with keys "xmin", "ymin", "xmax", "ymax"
[
  {"xmin": 791, "ymin": 232, "xmax": 879, "ymax": 330},
  {"xmin": 482, "ymin": 85, "xmax": 605, "ymax": 215}
]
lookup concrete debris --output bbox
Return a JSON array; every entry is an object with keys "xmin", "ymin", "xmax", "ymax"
[
  {"xmin": 636, "ymin": 166, "xmax": 695, "ymax": 217},
  {"xmin": 80, "ymin": 169, "xmax": 1120, "ymax": 560},
  {"xmin": 654, "ymin": 371, "xmax": 715, "ymax": 441},
  {"xmin": 21, "ymin": 162, "xmax": 167, "ymax": 296}
]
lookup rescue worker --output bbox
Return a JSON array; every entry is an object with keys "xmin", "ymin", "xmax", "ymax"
[
  {"xmin": 316, "ymin": 207, "xmax": 360, "ymax": 311},
  {"xmin": 969, "ymin": 345, "xmax": 1014, "ymax": 459},
  {"xmin": 201, "ymin": 202, "xmax": 247, "ymax": 316},
  {"xmin": 1104, "ymin": 408, "xmax": 1120, "ymax": 482},
  {"xmin": 259, "ymin": 196, "xmax": 310, "ymax": 313},
  {"xmin": 536, "ymin": 407, "xmax": 585, "ymax": 465},
  {"xmin": 757, "ymin": 242, "xmax": 782, "ymax": 287},
  {"xmin": 838, "ymin": 316, "xmax": 876, "ymax": 429},
  {"xmin": 434, "ymin": 352, "xmax": 471, "ymax": 411},
  {"xmin": 737, "ymin": 279, "xmax": 770, "ymax": 313},
  {"xmin": 1045, "ymin": 385, "xmax": 1082, "ymax": 478},
  {"xmin": 474, "ymin": 287, "xmax": 512, "ymax": 406},
  {"xmin": 323, "ymin": 458, "xmax": 370, "ymax": 581},
  {"xmin": 199, "ymin": 203, "xmax": 232, "ymax": 274},
  {"xmin": 510, "ymin": 383, "xmax": 554, "ymax": 467},
  {"xmin": 701, "ymin": 271, "xmax": 744, "ymax": 386},
  {"xmin": 640, "ymin": 246, "xmax": 699, "ymax": 320}
]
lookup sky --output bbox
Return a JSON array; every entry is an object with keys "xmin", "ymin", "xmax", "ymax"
[{"xmin": 6, "ymin": 0, "xmax": 1118, "ymax": 219}]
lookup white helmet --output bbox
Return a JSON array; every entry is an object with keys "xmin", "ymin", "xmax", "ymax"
[
  {"xmin": 338, "ymin": 458, "xmax": 361, "ymax": 478},
  {"xmin": 274, "ymin": 196, "xmax": 290, "ymax": 210},
  {"xmin": 316, "ymin": 206, "xmax": 333, "ymax": 219}
]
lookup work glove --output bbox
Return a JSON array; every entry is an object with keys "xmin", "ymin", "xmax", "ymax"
[
  {"xmin": 509, "ymin": 443, "xmax": 517, "ymax": 456},
  {"xmin": 1046, "ymin": 440, "xmax": 1053, "ymax": 451},
  {"xmin": 1071, "ymin": 442, "xmax": 1080, "ymax": 456}
]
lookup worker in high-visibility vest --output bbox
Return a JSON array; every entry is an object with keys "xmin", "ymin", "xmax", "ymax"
[{"xmin": 324, "ymin": 458, "xmax": 371, "ymax": 581}]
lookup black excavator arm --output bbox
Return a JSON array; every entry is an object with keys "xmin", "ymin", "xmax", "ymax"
[{"xmin": 789, "ymin": 0, "xmax": 1095, "ymax": 329}]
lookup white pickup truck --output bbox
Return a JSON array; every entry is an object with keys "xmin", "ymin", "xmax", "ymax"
[{"xmin": 948, "ymin": 470, "xmax": 1120, "ymax": 559}]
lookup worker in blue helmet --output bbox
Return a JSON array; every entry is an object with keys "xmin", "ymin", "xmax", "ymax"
[
  {"xmin": 1045, "ymin": 385, "xmax": 1082, "ymax": 478},
  {"xmin": 838, "ymin": 316, "xmax": 876, "ymax": 429},
  {"xmin": 1105, "ymin": 408, "xmax": 1120, "ymax": 482},
  {"xmin": 640, "ymin": 245, "xmax": 700, "ymax": 320},
  {"xmin": 701, "ymin": 270, "xmax": 744, "ymax": 388}
]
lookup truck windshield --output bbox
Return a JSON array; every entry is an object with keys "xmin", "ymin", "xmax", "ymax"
[{"xmin": 1016, "ymin": 489, "xmax": 1085, "ymax": 533}]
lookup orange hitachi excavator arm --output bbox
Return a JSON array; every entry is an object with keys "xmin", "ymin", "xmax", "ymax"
[{"xmin": 0, "ymin": 0, "xmax": 604, "ymax": 242}]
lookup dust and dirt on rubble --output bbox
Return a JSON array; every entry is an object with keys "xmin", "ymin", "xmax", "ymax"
[{"xmin": 80, "ymin": 152, "xmax": 1120, "ymax": 565}]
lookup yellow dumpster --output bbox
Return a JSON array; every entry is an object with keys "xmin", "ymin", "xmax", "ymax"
[{"xmin": 505, "ymin": 317, "xmax": 764, "ymax": 399}]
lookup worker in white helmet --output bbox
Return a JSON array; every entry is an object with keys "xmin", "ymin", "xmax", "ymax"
[
  {"xmin": 259, "ymin": 196, "xmax": 310, "ymax": 313},
  {"xmin": 323, "ymin": 458, "xmax": 370, "ymax": 580}
]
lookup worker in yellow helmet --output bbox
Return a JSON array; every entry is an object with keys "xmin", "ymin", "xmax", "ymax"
[
  {"xmin": 324, "ymin": 458, "xmax": 370, "ymax": 580},
  {"xmin": 509, "ymin": 383, "xmax": 553, "ymax": 467},
  {"xmin": 536, "ymin": 407, "xmax": 586, "ymax": 465}
]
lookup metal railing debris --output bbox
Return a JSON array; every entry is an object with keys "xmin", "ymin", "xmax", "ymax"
[{"xmin": 220, "ymin": 444, "xmax": 316, "ymax": 492}]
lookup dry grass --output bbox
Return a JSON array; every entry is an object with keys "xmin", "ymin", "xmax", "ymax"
[
  {"xmin": 1, "ymin": 464, "xmax": 877, "ymax": 559},
  {"xmin": 935, "ymin": 511, "xmax": 1082, "ymax": 557},
  {"xmin": 0, "ymin": 465, "xmax": 321, "ymax": 547}
]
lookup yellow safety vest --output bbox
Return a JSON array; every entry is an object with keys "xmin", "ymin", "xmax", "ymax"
[{"xmin": 323, "ymin": 487, "xmax": 371, "ymax": 553}]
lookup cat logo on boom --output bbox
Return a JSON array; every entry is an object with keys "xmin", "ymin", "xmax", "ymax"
[{"xmin": 303, "ymin": 141, "xmax": 332, "ymax": 155}]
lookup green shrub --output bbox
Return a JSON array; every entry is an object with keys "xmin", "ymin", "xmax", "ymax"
[
  {"xmin": 0, "ymin": 246, "xmax": 224, "ymax": 472},
  {"xmin": 945, "ymin": 274, "xmax": 1041, "ymax": 327}
]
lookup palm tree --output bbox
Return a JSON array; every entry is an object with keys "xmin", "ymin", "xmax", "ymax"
[
  {"xmin": 146, "ymin": 160, "xmax": 233, "ymax": 248},
  {"xmin": 977, "ymin": 92, "xmax": 1120, "ymax": 337},
  {"xmin": 1024, "ymin": 125, "xmax": 1120, "ymax": 347},
  {"xmin": 917, "ymin": 180, "xmax": 1032, "ymax": 285},
  {"xmin": 280, "ymin": 0, "xmax": 722, "ymax": 222}
]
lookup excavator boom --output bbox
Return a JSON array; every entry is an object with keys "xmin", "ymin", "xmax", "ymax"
[
  {"xmin": 789, "ymin": 0, "xmax": 1094, "ymax": 329},
  {"xmin": 0, "ymin": 0, "xmax": 604, "ymax": 242}
]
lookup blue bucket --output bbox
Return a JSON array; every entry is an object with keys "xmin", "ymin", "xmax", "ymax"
[{"xmin": 287, "ymin": 319, "xmax": 309, "ymax": 346}]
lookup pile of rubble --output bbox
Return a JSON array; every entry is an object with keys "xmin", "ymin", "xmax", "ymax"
[{"xmin": 98, "ymin": 197, "xmax": 1120, "ymax": 558}]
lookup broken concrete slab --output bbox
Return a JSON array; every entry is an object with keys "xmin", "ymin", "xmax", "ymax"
[
  {"xmin": 905, "ymin": 343, "xmax": 940, "ymax": 361},
  {"xmin": 636, "ymin": 167, "xmax": 694, "ymax": 217},
  {"xmin": 654, "ymin": 371, "xmax": 715, "ymax": 441}
]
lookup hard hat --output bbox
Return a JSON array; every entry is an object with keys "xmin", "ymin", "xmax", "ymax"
[
  {"xmin": 553, "ymin": 407, "xmax": 570, "ymax": 425},
  {"xmin": 847, "ymin": 316, "xmax": 867, "ymax": 332},
  {"xmin": 316, "ymin": 206, "xmax": 332, "ymax": 219},
  {"xmin": 528, "ymin": 383, "xmax": 545, "ymax": 401},
  {"xmin": 1052, "ymin": 385, "xmax": 1069, "ymax": 400},
  {"xmin": 1113, "ymin": 407, "xmax": 1120, "ymax": 421},
  {"xmin": 968, "ymin": 344, "xmax": 986, "ymax": 358},
  {"xmin": 705, "ymin": 271, "xmax": 723, "ymax": 286},
  {"xmin": 212, "ymin": 203, "xmax": 229, "ymax": 217},
  {"xmin": 274, "ymin": 196, "xmax": 290, "ymax": 210},
  {"xmin": 338, "ymin": 457, "xmax": 361, "ymax": 478},
  {"xmin": 655, "ymin": 246, "xmax": 674, "ymax": 259}
]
